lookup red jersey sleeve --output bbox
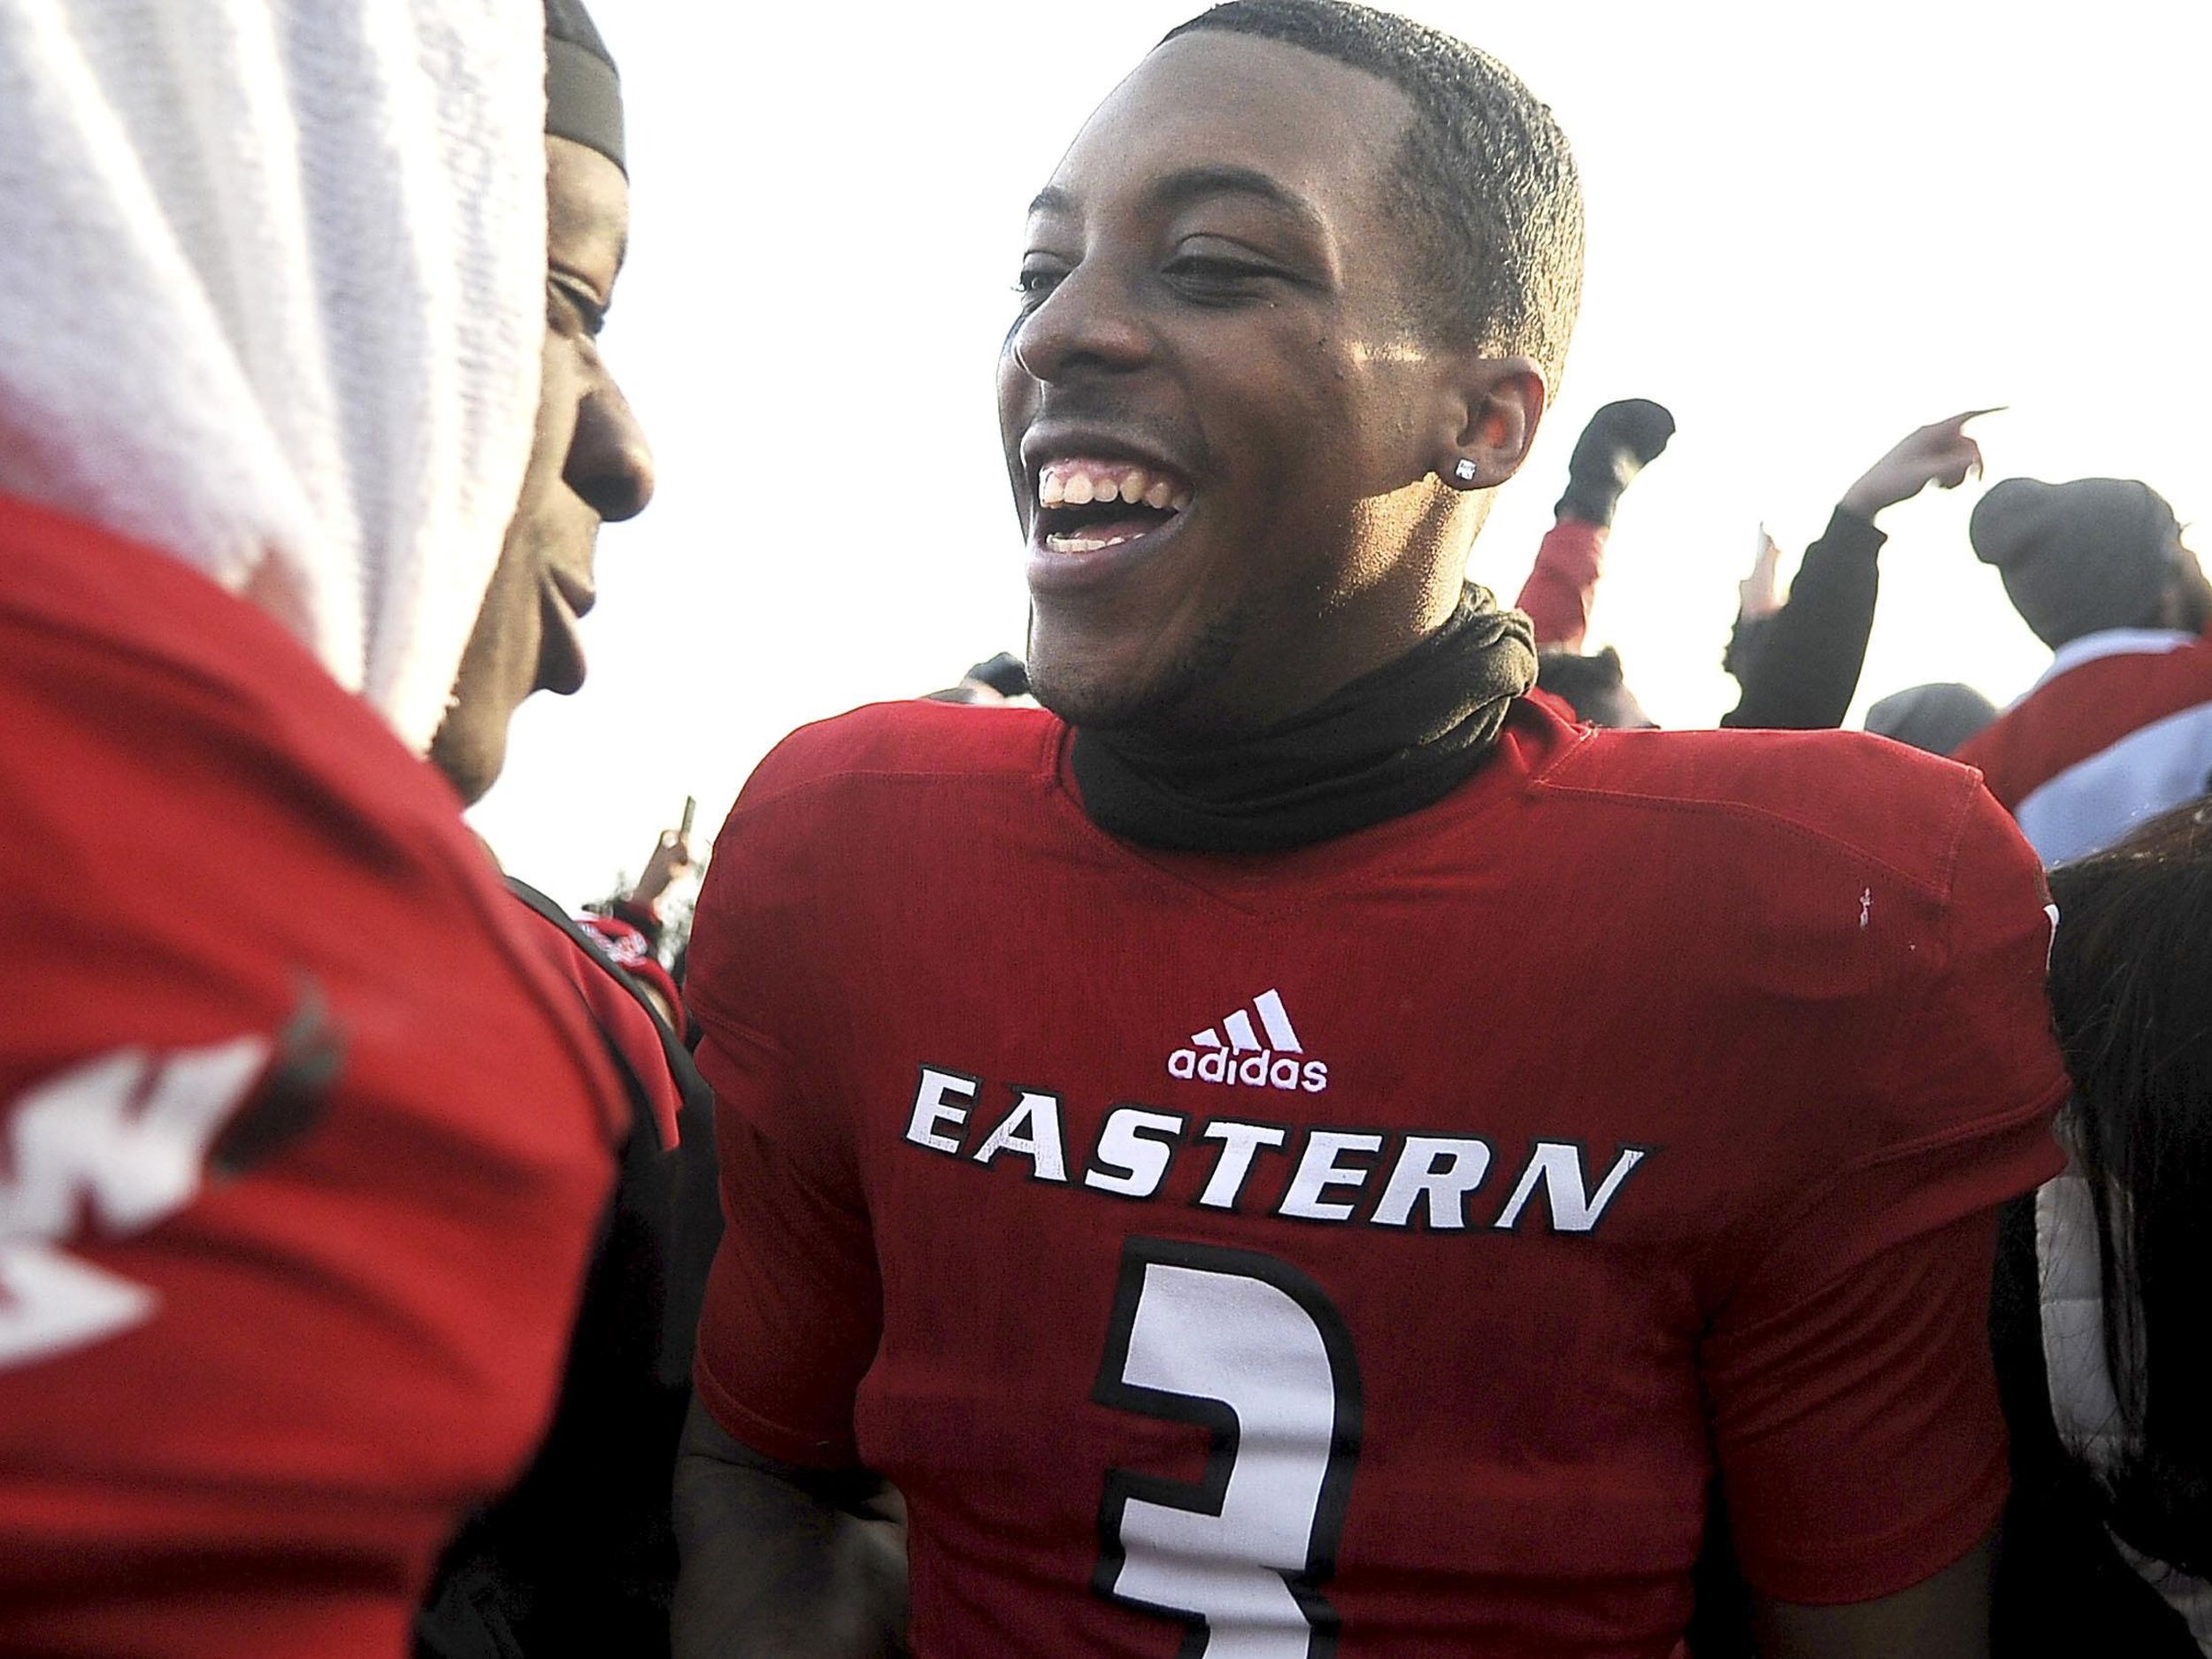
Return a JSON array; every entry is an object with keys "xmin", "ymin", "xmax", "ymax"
[
  {"xmin": 1513, "ymin": 516, "xmax": 1607, "ymax": 650},
  {"xmin": 690, "ymin": 1021, "xmax": 882, "ymax": 1468},
  {"xmin": 1702, "ymin": 782, "xmax": 2067, "ymax": 1603},
  {"xmin": 687, "ymin": 759, "xmax": 884, "ymax": 1470},
  {"xmin": 507, "ymin": 895, "xmax": 680, "ymax": 1150}
]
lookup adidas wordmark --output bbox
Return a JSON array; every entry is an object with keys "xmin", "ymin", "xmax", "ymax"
[{"xmin": 1168, "ymin": 988, "xmax": 1329, "ymax": 1093}]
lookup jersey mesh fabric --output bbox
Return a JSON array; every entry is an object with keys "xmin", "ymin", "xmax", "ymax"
[
  {"xmin": 0, "ymin": 494, "xmax": 618, "ymax": 1658},
  {"xmin": 690, "ymin": 696, "xmax": 2067, "ymax": 1658}
]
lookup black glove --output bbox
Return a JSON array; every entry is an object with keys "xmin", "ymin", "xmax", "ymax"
[{"xmin": 1556, "ymin": 398, "xmax": 1676, "ymax": 528}]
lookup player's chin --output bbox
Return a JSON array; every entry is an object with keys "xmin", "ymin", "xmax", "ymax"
[
  {"xmin": 1026, "ymin": 616, "xmax": 1210, "ymax": 735},
  {"xmin": 431, "ymin": 641, "xmax": 541, "ymax": 806},
  {"xmin": 426, "ymin": 698, "xmax": 512, "ymax": 808}
]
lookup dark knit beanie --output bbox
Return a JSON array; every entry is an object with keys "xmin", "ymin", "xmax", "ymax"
[
  {"xmin": 545, "ymin": 0, "xmax": 624, "ymax": 174},
  {"xmin": 1864, "ymin": 681, "xmax": 1999, "ymax": 757},
  {"xmin": 1970, "ymin": 477, "xmax": 2181, "ymax": 649}
]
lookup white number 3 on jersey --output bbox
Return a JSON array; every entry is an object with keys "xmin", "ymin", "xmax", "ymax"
[{"xmin": 1092, "ymin": 1237, "xmax": 1363, "ymax": 1658}]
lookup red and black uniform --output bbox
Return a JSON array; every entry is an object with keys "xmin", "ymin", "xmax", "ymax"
[
  {"xmin": 418, "ymin": 886, "xmax": 718, "ymax": 1659},
  {"xmin": 0, "ymin": 494, "xmax": 619, "ymax": 1658},
  {"xmin": 688, "ymin": 695, "xmax": 2066, "ymax": 1658},
  {"xmin": 1955, "ymin": 626, "xmax": 2212, "ymax": 864}
]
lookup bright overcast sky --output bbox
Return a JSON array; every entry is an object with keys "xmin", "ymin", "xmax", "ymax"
[{"xmin": 471, "ymin": 0, "xmax": 2212, "ymax": 910}]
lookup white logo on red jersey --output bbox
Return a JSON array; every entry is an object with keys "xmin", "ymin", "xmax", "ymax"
[
  {"xmin": 1168, "ymin": 989, "xmax": 1329, "ymax": 1094},
  {"xmin": 902, "ymin": 1065, "xmax": 1654, "ymax": 1233},
  {"xmin": 0, "ymin": 1035, "xmax": 273, "ymax": 1370}
]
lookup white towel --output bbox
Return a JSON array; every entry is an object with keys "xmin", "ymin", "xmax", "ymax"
[{"xmin": 0, "ymin": 0, "xmax": 547, "ymax": 754}]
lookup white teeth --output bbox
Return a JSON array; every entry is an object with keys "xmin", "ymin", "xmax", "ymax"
[
  {"xmin": 1045, "ymin": 530, "xmax": 1142, "ymax": 555},
  {"xmin": 1035, "ymin": 460, "xmax": 1194, "ymax": 514}
]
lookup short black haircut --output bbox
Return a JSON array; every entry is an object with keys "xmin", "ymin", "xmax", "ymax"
[
  {"xmin": 1163, "ymin": 0, "xmax": 1584, "ymax": 385},
  {"xmin": 1534, "ymin": 644, "xmax": 1621, "ymax": 711}
]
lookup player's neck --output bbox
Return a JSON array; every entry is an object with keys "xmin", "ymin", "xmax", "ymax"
[{"xmin": 1069, "ymin": 584, "xmax": 1535, "ymax": 855}]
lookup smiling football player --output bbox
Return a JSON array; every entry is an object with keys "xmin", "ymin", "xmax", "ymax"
[{"xmin": 672, "ymin": 6, "xmax": 2068, "ymax": 1656}]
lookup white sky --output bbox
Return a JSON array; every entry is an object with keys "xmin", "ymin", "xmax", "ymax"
[{"xmin": 471, "ymin": 0, "xmax": 2212, "ymax": 909}]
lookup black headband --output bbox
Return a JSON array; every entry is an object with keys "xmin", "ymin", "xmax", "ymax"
[{"xmin": 544, "ymin": 0, "xmax": 625, "ymax": 175}]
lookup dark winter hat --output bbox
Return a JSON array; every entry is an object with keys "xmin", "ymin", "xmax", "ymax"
[
  {"xmin": 1864, "ymin": 681, "xmax": 1999, "ymax": 757},
  {"xmin": 544, "ymin": 0, "xmax": 624, "ymax": 175},
  {"xmin": 1970, "ymin": 477, "xmax": 2181, "ymax": 649}
]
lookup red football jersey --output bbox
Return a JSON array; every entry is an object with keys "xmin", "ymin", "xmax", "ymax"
[
  {"xmin": 0, "ymin": 495, "xmax": 618, "ymax": 1657},
  {"xmin": 689, "ymin": 696, "xmax": 2067, "ymax": 1658},
  {"xmin": 1953, "ymin": 626, "xmax": 2212, "ymax": 864}
]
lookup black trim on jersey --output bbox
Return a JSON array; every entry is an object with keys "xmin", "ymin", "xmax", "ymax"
[
  {"xmin": 904, "ymin": 1063, "xmax": 984, "ymax": 1160},
  {"xmin": 1090, "ymin": 1236, "xmax": 1363, "ymax": 1658},
  {"xmin": 503, "ymin": 878, "xmax": 719, "ymax": 1385},
  {"xmin": 421, "ymin": 881, "xmax": 723, "ymax": 1655},
  {"xmin": 1081, "ymin": 1104, "xmax": 1190, "ymax": 1202},
  {"xmin": 504, "ymin": 878, "xmax": 693, "ymax": 1155},
  {"xmin": 209, "ymin": 979, "xmax": 342, "ymax": 1180},
  {"xmin": 1190, "ymin": 1116, "xmax": 1295, "ymax": 1215}
]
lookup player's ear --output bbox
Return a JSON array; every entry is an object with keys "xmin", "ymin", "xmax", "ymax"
[{"xmin": 1435, "ymin": 356, "xmax": 1547, "ymax": 493}]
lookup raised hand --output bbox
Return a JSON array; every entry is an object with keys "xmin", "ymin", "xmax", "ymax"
[
  {"xmin": 1838, "ymin": 409, "xmax": 2001, "ymax": 521},
  {"xmin": 632, "ymin": 827, "xmax": 695, "ymax": 908},
  {"xmin": 1739, "ymin": 525, "xmax": 1785, "ymax": 622}
]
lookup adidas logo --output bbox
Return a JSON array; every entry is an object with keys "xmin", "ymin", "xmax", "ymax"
[{"xmin": 1167, "ymin": 988, "xmax": 1329, "ymax": 1094}]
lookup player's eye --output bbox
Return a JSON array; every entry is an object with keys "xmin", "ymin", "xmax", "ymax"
[
  {"xmin": 549, "ymin": 275, "xmax": 608, "ymax": 338},
  {"xmin": 1163, "ymin": 254, "xmax": 1279, "ymax": 302},
  {"xmin": 1013, "ymin": 262, "xmax": 1068, "ymax": 308}
]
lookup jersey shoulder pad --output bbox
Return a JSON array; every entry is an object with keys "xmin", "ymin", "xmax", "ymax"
[
  {"xmin": 739, "ymin": 699, "xmax": 1060, "ymax": 809},
  {"xmin": 1533, "ymin": 725, "xmax": 1991, "ymax": 901}
]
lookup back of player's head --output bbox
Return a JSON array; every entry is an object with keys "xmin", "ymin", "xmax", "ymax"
[
  {"xmin": 1163, "ymin": 0, "xmax": 1584, "ymax": 386},
  {"xmin": 2046, "ymin": 799, "xmax": 2212, "ymax": 1576},
  {"xmin": 1535, "ymin": 647, "xmax": 1648, "ymax": 729},
  {"xmin": 1970, "ymin": 476, "xmax": 2185, "ymax": 649}
]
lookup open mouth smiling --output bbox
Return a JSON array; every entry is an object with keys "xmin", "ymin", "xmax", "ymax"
[{"xmin": 1033, "ymin": 457, "xmax": 1194, "ymax": 556}]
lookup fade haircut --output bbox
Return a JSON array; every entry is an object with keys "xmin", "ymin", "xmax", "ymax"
[{"xmin": 1164, "ymin": 0, "xmax": 1585, "ymax": 386}]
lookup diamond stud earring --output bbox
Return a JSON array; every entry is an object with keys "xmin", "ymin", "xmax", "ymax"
[{"xmin": 1454, "ymin": 458, "xmax": 1479, "ymax": 483}]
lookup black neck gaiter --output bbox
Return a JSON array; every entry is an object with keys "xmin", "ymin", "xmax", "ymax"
[{"xmin": 1070, "ymin": 586, "xmax": 1537, "ymax": 854}]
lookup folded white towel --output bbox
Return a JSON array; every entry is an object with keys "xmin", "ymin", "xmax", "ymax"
[{"xmin": 0, "ymin": 0, "xmax": 546, "ymax": 753}]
